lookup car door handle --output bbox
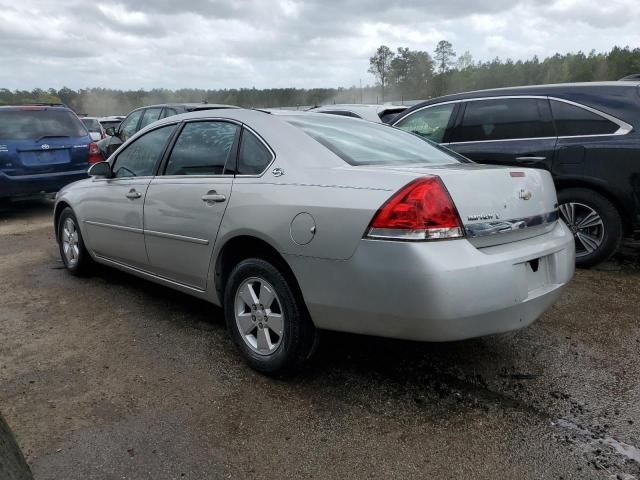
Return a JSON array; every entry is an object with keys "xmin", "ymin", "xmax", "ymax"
[
  {"xmin": 201, "ymin": 192, "xmax": 226, "ymax": 204},
  {"xmin": 515, "ymin": 156, "xmax": 547, "ymax": 161},
  {"xmin": 125, "ymin": 189, "xmax": 142, "ymax": 200}
]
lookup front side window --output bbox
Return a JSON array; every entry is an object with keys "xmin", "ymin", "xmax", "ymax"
[
  {"xmin": 119, "ymin": 110, "xmax": 144, "ymax": 141},
  {"xmin": 112, "ymin": 125, "xmax": 175, "ymax": 178},
  {"xmin": 455, "ymin": 98, "xmax": 553, "ymax": 142},
  {"xmin": 395, "ymin": 104, "xmax": 455, "ymax": 143},
  {"xmin": 550, "ymin": 100, "xmax": 620, "ymax": 136},
  {"xmin": 164, "ymin": 121, "xmax": 239, "ymax": 176},
  {"xmin": 284, "ymin": 114, "xmax": 459, "ymax": 166},
  {"xmin": 237, "ymin": 130, "xmax": 273, "ymax": 175}
]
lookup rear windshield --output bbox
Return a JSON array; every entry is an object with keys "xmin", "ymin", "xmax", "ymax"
[
  {"xmin": 284, "ymin": 114, "xmax": 460, "ymax": 166},
  {"xmin": 0, "ymin": 109, "xmax": 88, "ymax": 140}
]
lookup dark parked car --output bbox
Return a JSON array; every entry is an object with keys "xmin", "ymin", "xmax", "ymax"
[
  {"xmin": 0, "ymin": 104, "xmax": 101, "ymax": 201},
  {"xmin": 392, "ymin": 81, "xmax": 640, "ymax": 267},
  {"xmin": 98, "ymin": 103, "xmax": 237, "ymax": 158}
]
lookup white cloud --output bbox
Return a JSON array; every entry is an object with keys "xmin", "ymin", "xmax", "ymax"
[{"xmin": 0, "ymin": 0, "xmax": 638, "ymax": 90}]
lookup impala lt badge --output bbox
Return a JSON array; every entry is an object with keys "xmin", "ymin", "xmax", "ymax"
[{"xmin": 519, "ymin": 189, "xmax": 532, "ymax": 200}]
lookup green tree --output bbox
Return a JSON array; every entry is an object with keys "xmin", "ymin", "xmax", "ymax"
[
  {"xmin": 368, "ymin": 45, "xmax": 395, "ymax": 102},
  {"xmin": 434, "ymin": 40, "xmax": 456, "ymax": 74}
]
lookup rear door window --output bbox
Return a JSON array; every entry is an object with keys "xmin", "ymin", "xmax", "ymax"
[
  {"xmin": 394, "ymin": 104, "xmax": 455, "ymax": 143},
  {"xmin": 164, "ymin": 121, "xmax": 239, "ymax": 176},
  {"xmin": 112, "ymin": 125, "xmax": 175, "ymax": 178},
  {"xmin": 161, "ymin": 108, "xmax": 178, "ymax": 119},
  {"xmin": 0, "ymin": 109, "xmax": 87, "ymax": 140},
  {"xmin": 455, "ymin": 98, "xmax": 553, "ymax": 142},
  {"xmin": 550, "ymin": 100, "xmax": 620, "ymax": 136},
  {"xmin": 139, "ymin": 108, "xmax": 163, "ymax": 130}
]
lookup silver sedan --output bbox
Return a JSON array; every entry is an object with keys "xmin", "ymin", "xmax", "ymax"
[{"xmin": 54, "ymin": 109, "xmax": 575, "ymax": 374}]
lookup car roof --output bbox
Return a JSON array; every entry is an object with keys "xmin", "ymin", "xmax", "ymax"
[
  {"xmin": 0, "ymin": 104, "xmax": 72, "ymax": 111},
  {"xmin": 394, "ymin": 81, "xmax": 640, "ymax": 123},
  {"xmin": 137, "ymin": 103, "xmax": 238, "ymax": 111},
  {"xmin": 308, "ymin": 104, "xmax": 408, "ymax": 122}
]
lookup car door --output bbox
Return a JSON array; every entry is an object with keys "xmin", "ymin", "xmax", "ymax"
[
  {"xmin": 447, "ymin": 97, "xmax": 557, "ymax": 171},
  {"xmin": 80, "ymin": 124, "xmax": 177, "ymax": 269},
  {"xmin": 143, "ymin": 120, "xmax": 241, "ymax": 289},
  {"xmin": 393, "ymin": 102, "xmax": 458, "ymax": 144}
]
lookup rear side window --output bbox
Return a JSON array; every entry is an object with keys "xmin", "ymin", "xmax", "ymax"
[
  {"xmin": 550, "ymin": 100, "xmax": 620, "ymax": 136},
  {"xmin": 395, "ymin": 104, "xmax": 455, "ymax": 143},
  {"xmin": 113, "ymin": 125, "xmax": 175, "ymax": 178},
  {"xmin": 0, "ymin": 109, "xmax": 87, "ymax": 140},
  {"xmin": 237, "ymin": 130, "xmax": 273, "ymax": 175},
  {"xmin": 285, "ymin": 114, "xmax": 459, "ymax": 166},
  {"xmin": 165, "ymin": 121, "xmax": 239, "ymax": 176},
  {"xmin": 456, "ymin": 98, "xmax": 553, "ymax": 142}
]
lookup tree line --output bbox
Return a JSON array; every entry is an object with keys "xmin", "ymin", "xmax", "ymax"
[
  {"xmin": 369, "ymin": 43, "xmax": 640, "ymax": 101},
  {"xmin": 1, "ymin": 45, "xmax": 639, "ymax": 115}
]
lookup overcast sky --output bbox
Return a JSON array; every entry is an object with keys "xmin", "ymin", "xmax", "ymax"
[{"xmin": 1, "ymin": 0, "xmax": 638, "ymax": 91}]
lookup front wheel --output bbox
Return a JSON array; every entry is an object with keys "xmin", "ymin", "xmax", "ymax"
[
  {"xmin": 557, "ymin": 188, "xmax": 623, "ymax": 268},
  {"xmin": 224, "ymin": 258, "xmax": 317, "ymax": 375}
]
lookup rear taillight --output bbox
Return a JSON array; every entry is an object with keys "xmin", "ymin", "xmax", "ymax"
[
  {"xmin": 88, "ymin": 142, "xmax": 102, "ymax": 164},
  {"xmin": 365, "ymin": 176, "xmax": 464, "ymax": 241}
]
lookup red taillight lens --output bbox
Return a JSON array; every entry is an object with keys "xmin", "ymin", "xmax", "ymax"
[
  {"xmin": 88, "ymin": 142, "xmax": 102, "ymax": 164},
  {"xmin": 366, "ymin": 176, "xmax": 464, "ymax": 241}
]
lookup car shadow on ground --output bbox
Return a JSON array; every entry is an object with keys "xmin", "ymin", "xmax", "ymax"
[
  {"xmin": 89, "ymin": 260, "xmax": 527, "ymax": 404},
  {"xmin": 0, "ymin": 198, "xmax": 54, "ymax": 221}
]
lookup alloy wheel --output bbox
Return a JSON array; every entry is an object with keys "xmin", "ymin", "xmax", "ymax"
[
  {"xmin": 559, "ymin": 202, "xmax": 605, "ymax": 258},
  {"xmin": 234, "ymin": 277, "xmax": 284, "ymax": 355},
  {"xmin": 61, "ymin": 217, "xmax": 80, "ymax": 267}
]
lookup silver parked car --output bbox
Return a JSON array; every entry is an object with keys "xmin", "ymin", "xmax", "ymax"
[
  {"xmin": 54, "ymin": 109, "xmax": 575, "ymax": 374},
  {"xmin": 307, "ymin": 104, "xmax": 408, "ymax": 123}
]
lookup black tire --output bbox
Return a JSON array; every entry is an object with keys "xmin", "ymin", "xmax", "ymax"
[
  {"xmin": 224, "ymin": 258, "xmax": 317, "ymax": 375},
  {"xmin": 57, "ymin": 207, "xmax": 92, "ymax": 276},
  {"xmin": 557, "ymin": 188, "xmax": 623, "ymax": 268}
]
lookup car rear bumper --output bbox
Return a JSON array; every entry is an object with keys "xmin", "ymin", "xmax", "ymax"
[
  {"xmin": 286, "ymin": 220, "xmax": 575, "ymax": 342},
  {"xmin": 0, "ymin": 169, "xmax": 88, "ymax": 199}
]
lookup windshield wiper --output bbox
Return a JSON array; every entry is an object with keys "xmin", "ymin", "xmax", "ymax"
[{"xmin": 36, "ymin": 135, "xmax": 71, "ymax": 142}]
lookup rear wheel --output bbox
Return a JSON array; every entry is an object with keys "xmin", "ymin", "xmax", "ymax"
[
  {"xmin": 224, "ymin": 258, "xmax": 317, "ymax": 375},
  {"xmin": 57, "ymin": 207, "xmax": 92, "ymax": 275},
  {"xmin": 557, "ymin": 188, "xmax": 623, "ymax": 268}
]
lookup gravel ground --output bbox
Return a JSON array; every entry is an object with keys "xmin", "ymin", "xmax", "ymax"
[{"xmin": 1, "ymin": 199, "xmax": 639, "ymax": 480}]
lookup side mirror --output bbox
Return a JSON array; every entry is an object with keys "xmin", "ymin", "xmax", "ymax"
[
  {"xmin": 105, "ymin": 127, "xmax": 117, "ymax": 136},
  {"xmin": 88, "ymin": 161, "xmax": 113, "ymax": 178}
]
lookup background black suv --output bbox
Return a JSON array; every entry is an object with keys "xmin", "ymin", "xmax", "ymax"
[
  {"xmin": 98, "ymin": 103, "xmax": 237, "ymax": 158},
  {"xmin": 392, "ymin": 81, "xmax": 640, "ymax": 267}
]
